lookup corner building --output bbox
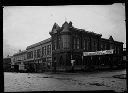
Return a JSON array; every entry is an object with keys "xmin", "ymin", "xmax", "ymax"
[{"xmin": 49, "ymin": 21, "xmax": 123, "ymax": 71}]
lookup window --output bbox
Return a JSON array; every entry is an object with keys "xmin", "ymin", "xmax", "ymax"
[
  {"xmin": 73, "ymin": 38, "xmax": 80, "ymax": 49},
  {"xmin": 110, "ymin": 44, "xmax": 113, "ymax": 49},
  {"xmin": 83, "ymin": 39, "xmax": 86, "ymax": 50},
  {"xmin": 118, "ymin": 47, "xmax": 120, "ymax": 54},
  {"xmin": 103, "ymin": 44, "xmax": 105, "ymax": 50},
  {"xmin": 53, "ymin": 40, "xmax": 56, "ymax": 50},
  {"xmin": 34, "ymin": 50, "xmax": 36, "ymax": 58},
  {"xmin": 58, "ymin": 37, "xmax": 61, "ymax": 49},
  {"xmin": 93, "ymin": 41, "xmax": 97, "ymax": 51},
  {"xmin": 47, "ymin": 45, "xmax": 50, "ymax": 55},
  {"xmin": 73, "ymin": 38, "xmax": 76, "ymax": 49},
  {"xmin": 101, "ymin": 43, "xmax": 103, "ymax": 50},
  {"xmin": 49, "ymin": 45, "xmax": 51, "ymax": 55},
  {"xmin": 27, "ymin": 51, "xmax": 33, "ymax": 59},
  {"xmin": 37, "ymin": 49, "xmax": 41, "ymax": 58},
  {"xmin": 77, "ymin": 38, "xmax": 80, "ymax": 49},
  {"xmin": 63, "ymin": 35, "xmax": 70, "ymax": 49},
  {"xmin": 31, "ymin": 51, "xmax": 33, "ymax": 58},
  {"xmin": 42, "ymin": 47, "xmax": 44, "ymax": 56},
  {"xmin": 44, "ymin": 46, "xmax": 47, "ymax": 55},
  {"xmin": 86, "ymin": 41, "xmax": 88, "ymax": 51}
]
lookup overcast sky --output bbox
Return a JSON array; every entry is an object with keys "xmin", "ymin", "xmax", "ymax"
[{"xmin": 3, "ymin": 4, "xmax": 126, "ymax": 57}]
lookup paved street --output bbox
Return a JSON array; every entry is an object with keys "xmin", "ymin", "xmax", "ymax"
[{"xmin": 4, "ymin": 69, "xmax": 126, "ymax": 92}]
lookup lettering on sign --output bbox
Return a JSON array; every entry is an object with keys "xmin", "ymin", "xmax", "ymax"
[{"xmin": 83, "ymin": 49, "xmax": 114, "ymax": 56}]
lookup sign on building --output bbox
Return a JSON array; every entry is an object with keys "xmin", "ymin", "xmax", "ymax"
[{"xmin": 83, "ymin": 49, "xmax": 114, "ymax": 56}]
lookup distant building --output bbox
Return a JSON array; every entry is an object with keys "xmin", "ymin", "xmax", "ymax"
[
  {"xmin": 12, "ymin": 50, "xmax": 27, "ymax": 71},
  {"xmin": 3, "ymin": 56, "xmax": 12, "ymax": 72}
]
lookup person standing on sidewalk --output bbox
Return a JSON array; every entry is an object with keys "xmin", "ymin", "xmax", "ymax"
[{"xmin": 71, "ymin": 60, "xmax": 75, "ymax": 72}]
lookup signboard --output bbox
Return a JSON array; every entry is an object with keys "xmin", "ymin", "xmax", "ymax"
[{"xmin": 83, "ymin": 49, "xmax": 114, "ymax": 56}]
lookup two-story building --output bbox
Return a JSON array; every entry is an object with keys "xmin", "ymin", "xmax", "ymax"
[
  {"xmin": 49, "ymin": 21, "xmax": 123, "ymax": 71},
  {"xmin": 26, "ymin": 38, "xmax": 52, "ymax": 72},
  {"xmin": 11, "ymin": 21, "xmax": 124, "ymax": 72}
]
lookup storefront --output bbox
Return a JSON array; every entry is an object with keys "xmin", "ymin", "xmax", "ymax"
[{"xmin": 83, "ymin": 49, "xmax": 114, "ymax": 70}]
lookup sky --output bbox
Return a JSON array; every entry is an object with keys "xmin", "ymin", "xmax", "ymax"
[{"xmin": 3, "ymin": 4, "xmax": 126, "ymax": 58}]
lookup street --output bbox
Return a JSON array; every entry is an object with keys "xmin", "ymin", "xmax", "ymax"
[{"xmin": 4, "ymin": 69, "xmax": 126, "ymax": 92}]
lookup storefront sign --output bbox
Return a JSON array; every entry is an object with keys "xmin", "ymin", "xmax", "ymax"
[{"xmin": 83, "ymin": 49, "xmax": 114, "ymax": 56}]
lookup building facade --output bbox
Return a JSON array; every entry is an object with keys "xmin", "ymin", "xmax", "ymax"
[
  {"xmin": 12, "ymin": 50, "xmax": 27, "ymax": 71},
  {"xmin": 3, "ymin": 56, "xmax": 12, "ymax": 72},
  {"xmin": 49, "ymin": 21, "xmax": 123, "ymax": 71},
  {"xmin": 11, "ymin": 21, "xmax": 124, "ymax": 72},
  {"xmin": 25, "ymin": 38, "xmax": 52, "ymax": 72}
]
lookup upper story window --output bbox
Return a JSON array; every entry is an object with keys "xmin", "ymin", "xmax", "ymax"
[
  {"xmin": 37, "ymin": 49, "xmax": 41, "ymax": 58},
  {"xmin": 110, "ymin": 44, "xmax": 114, "ymax": 49},
  {"xmin": 49, "ymin": 45, "xmax": 51, "ymax": 55},
  {"xmin": 77, "ymin": 38, "xmax": 80, "ymax": 49},
  {"xmin": 118, "ymin": 47, "xmax": 120, "ymax": 54},
  {"xmin": 47, "ymin": 45, "xmax": 51, "ymax": 55},
  {"xmin": 27, "ymin": 51, "xmax": 33, "ymax": 59},
  {"xmin": 42, "ymin": 47, "xmax": 44, "ymax": 56},
  {"xmin": 58, "ymin": 37, "xmax": 61, "ymax": 49},
  {"xmin": 83, "ymin": 39, "xmax": 86, "ymax": 50},
  {"xmin": 53, "ymin": 40, "xmax": 56, "ymax": 50},
  {"xmin": 101, "ymin": 43, "xmax": 103, "ymax": 50},
  {"xmin": 73, "ymin": 38, "xmax": 80, "ymax": 49},
  {"xmin": 73, "ymin": 38, "xmax": 76, "ymax": 49},
  {"xmin": 44, "ymin": 46, "xmax": 47, "ymax": 55},
  {"xmin": 62, "ymin": 35, "xmax": 70, "ymax": 49},
  {"xmin": 93, "ymin": 41, "xmax": 97, "ymax": 51},
  {"xmin": 34, "ymin": 50, "xmax": 36, "ymax": 58},
  {"xmin": 47, "ymin": 45, "xmax": 50, "ymax": 55}
]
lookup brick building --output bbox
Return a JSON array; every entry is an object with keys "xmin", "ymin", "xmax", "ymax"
[
  {"xmin": 26, "ymin": 38, "xmax": 52, "ymax": 72},
  {"xmin": 11, "ymin": 21, "xmax": 124, "ymax": 72},
  {"xmin": 49, "ymin": 21, "xmax": 123, "ymax": 71}
]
